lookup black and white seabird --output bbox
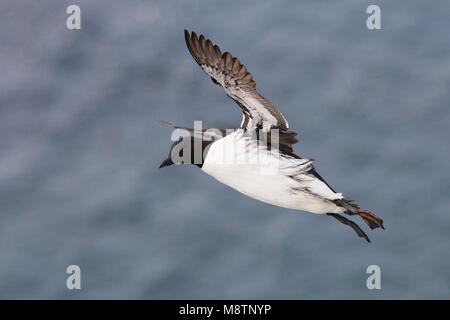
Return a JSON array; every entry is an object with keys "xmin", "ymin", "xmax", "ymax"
[{"xmin": 159, "ymin": 30, "xmax": 384, "ymax": 242}]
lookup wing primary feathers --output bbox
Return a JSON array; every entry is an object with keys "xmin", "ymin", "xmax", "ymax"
[{"xmin": 231, "ymin": 58, "xmax": 240, "ymax": 73}]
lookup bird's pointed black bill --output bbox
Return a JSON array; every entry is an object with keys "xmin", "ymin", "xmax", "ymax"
[{"xmin": 159, "ymin": 158, "xmax": 173, "ymax": 168}]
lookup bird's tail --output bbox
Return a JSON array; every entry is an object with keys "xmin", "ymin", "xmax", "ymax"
[{"xmin": 334, "ymin": 199, "xmax": 385, "ymax": 230}]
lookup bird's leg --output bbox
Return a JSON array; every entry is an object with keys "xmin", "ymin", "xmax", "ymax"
[
  {"xmin": 334, "ymin": 200, "xmax": 385, "ymax": 230},
  {"xmin": 327, "ymin": 213, "xmax": 370, "ymax": 243},
  {"xmin": 358, "ymin": 210, "xmax": 385, "ymax": 230}
]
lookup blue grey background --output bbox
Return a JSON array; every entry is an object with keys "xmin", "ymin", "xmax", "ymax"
[{"xmin": 0, "ymin": 0, "xmax": 449, "ymax": 299}]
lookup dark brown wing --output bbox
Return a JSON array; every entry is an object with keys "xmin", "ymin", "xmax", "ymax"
[{"xmin": 184, "ymin": 30, "xmax": 290, "ymax": 132}]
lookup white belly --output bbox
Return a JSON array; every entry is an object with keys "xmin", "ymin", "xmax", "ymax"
[{"xmin": 201, "ymin": 131, "xmax": 344, "ymax": 214}]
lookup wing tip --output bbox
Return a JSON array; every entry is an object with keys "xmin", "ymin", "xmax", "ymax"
[
  {"xmin": 157, "ymin": 120, "xmax": 175, "ymax": 128},
  {"xmin": 184, "ymin": 29, "xmax": 191, "ymax": 44},
  {"xmin": 184, "ymin": 29, "xmax": 203, "ymax": 65}
]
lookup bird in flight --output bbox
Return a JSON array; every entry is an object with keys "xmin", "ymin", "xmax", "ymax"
[{"xmin": 159, "ymin": 30, "xmax": 384, "ymax": 242}]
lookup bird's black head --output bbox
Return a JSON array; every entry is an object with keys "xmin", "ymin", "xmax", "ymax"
[{"xmin": 159, "ymin": 136, "xmax": 212, "ymax": 169}]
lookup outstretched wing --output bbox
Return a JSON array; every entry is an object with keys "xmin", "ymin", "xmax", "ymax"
[
  {"xmin": 157, "ymin": 120, "xmax": 225, "ymax": 140},
  {"xmin": 184, "ymin": 30, "xmax": 290, "ymax": 132}
]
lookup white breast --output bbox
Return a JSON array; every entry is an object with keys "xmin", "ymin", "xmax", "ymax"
[{"xmin": 201, "ymin": 130, "xmax": 345, "ymax": 214}]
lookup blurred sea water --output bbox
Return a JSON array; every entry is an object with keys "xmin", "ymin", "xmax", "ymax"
[{"xmin": 0, "ymin": 0, "xmax": 449, "ymax": 299}]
